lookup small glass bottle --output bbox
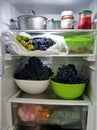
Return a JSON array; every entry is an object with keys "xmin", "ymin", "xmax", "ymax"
[
  {"xmin": 52, "ymin": 20, "xmax": 61, "ymax": 29},
  {"xmin": 61, "ymin": 10, "xmax": 74, "ymax": 29},
  {"xmin": 78, "ymin": 10, "xmax": 92, "ymax": 29}
]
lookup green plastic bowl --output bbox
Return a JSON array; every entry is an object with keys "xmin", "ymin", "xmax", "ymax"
[{"xmin": 50, "ymin": 78, "xmax": 86, "ymax": 99}]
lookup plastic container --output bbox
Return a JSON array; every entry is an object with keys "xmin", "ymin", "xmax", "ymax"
[
  {"xmin": 78, "ymin": 10, "xmax": 92, "ymax": 29},
  {"xmin": 50, "ymin": 78, "xmax": 86, "ymax": 99},
  {"xmin": 14, "ymin": 79, "xmax": 49, "ymax": 94},
  {"xmin": 65, "ymin": 37, "xmax": 94, "ymax": 54},
  {"xmin": 52, "ymin": 20, "xmax": 61, "ymax": 29},
  {"xmin": 61, "ymin": 10, "xmax": 74, "ymax": 29},
  {"xmin": 12, "ymin": 103, "xmax": 86, "ymax": 127}
]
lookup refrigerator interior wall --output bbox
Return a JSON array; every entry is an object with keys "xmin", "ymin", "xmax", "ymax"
[
  {"xmin": 0, "ymin": 1, "xmax": 20, "ymax": 130},
  {"xmin": 1, "ymin": 58, "xmax": 21, "ymax": 130}
]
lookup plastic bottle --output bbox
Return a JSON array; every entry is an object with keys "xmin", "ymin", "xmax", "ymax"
[{"xmin": 61, "ymin": 10, "xmax": 74, "ymax": 29}]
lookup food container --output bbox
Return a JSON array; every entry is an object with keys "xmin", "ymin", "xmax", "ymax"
[
  {"xmin": 52, "ymin": 19, "xmax": 61, "ymax": 29},
  {"xmin": 14, "ymin": 79, "xmax": 49, "ymax": 94},
  {"xmin": 61, "ymin": 10, "xmax": 74, "ymax": 29},
  {"xmin": 65, "ymin": 37, "xmax": 94, "ymax": 54},
  {"xmin": 12, "ymin": 103, "xmax": 86, "ymax": 127},
  {"xmin": 78, "ymin": 10, "xmax": 92, "ymax": 29},
  {"xmin": 50, "ymin": 78, "xmax": 86, "ymax": 99},
  {"xmin": 12, "ymin": 9, "xmax": 52, "ymax": 30}
]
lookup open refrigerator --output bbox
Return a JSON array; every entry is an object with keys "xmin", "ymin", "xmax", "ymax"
[{"xmin": 0, "ymin": 0, "xmax": 97, "ymax": 130}]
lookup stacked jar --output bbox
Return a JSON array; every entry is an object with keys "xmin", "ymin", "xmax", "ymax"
[{"xmin": 61, "ymin": 10, "xmax": 74, "ymax": 29}]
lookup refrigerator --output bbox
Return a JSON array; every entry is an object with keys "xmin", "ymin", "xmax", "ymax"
[{"xmin": 0, "ymin": 0, "xmax": 97, "ymax": 130}]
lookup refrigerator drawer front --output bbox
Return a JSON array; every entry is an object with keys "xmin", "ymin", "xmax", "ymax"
[
  {"xmin": 11, "ymin": 103, "xmax": 87, "ymax": 129},
  {"xmin": 9, "ymin": 125, "xmax": 84, "ymax": 130}
]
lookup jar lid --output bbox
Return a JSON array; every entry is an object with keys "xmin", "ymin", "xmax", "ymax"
[
  {"xmin": 61, "ymin": 11, "xmax": 73, "ymax": 16},
  {"xmin": 79, "ymin": 10, "xmax": 92, "ymax": 14},
  {"xmin": 52, "ymin": 20, "xmax": 61, "ymax": 23}
]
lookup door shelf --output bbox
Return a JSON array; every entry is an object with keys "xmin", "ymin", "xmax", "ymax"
[{"xmin": 8, "ymin": 89, "xmax": 91, "ymax": 106}]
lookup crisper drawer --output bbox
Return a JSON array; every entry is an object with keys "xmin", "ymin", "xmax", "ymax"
[
  {"xmin": 8, "ymin": 90, "xmax": 91, "ymax": 130},
  {"xmin": 11, "ymin": 103, "xmax": 88, "ymax": 130}
]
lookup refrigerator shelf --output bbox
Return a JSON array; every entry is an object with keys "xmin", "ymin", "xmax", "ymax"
[
  {"xmin": 11, "ymin": 29, "xmax": 97, "ymax": 34},
  {"xmin": 8, "ymin": 89, "xmax": 91, "ymax": 106},
  {"xmin": 2, "ymin": 29, "xmax": 96, "ymax": 56},
  {"xmin": 5, "ymin": 53, "xmax": 96, "ymax": 60}
]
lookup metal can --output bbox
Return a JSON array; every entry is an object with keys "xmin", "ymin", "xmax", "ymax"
[
  {"xmin": 78, "ymin": 10, "xmax": 92, "ymax": 29},
  {"xmin": 61, "ymin": 10, "xmax": 74, "ymax": 29}
]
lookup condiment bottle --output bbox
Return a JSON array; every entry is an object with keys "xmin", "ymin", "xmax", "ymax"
[
  {"xmin": 52, "ymin": 19, "xmax": 61, "ymax": 29},
  {"xmin": 78, "ymin": 10, "xmax": 92, "ymax": 29},
  {"xmin": 61, "ymin": 10, "xmax": 74, "ymax": 29}
]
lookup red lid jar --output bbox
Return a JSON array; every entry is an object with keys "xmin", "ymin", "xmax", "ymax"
[{"xmin": 78, "ymin": 10, "xmax": 92, "ymax": 29}]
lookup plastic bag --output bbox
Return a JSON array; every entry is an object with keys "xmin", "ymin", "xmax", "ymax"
[{"xmin": 1, "ymin": 30, "xmax": 68, "ymax": 56}]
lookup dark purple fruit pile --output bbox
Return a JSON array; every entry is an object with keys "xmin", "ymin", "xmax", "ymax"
[
  {"xmin": 54, "ymin": 64, "xmax": 89, "ymax": 84},
  {"xmin": 32, "ymin": 37, "xmax": 55, "ymax": 51},
  {"xmin": 14, "ymin": 57, "xmax": 54, "ymax": 80}
]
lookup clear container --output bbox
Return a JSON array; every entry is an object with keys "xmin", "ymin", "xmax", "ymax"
[
  {"xmin": 52, "ymin": 20, "xmax": 61, "ymax": 29},
  {"xmin": 78, "ymin": 10, "xmax": 92, "ymax": 29}
]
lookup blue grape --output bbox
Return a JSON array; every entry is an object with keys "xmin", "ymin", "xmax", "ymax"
[
  {"xmin": 32, "ymin": 37, "xmax": 55, "ymax": 51},
  {"xmin": 14, "ymin": 57, "xmax": 54, "ymax": 80},
  {"xmin": 54, "ymin": 64, "xmax": 89, "ymax": 84}
]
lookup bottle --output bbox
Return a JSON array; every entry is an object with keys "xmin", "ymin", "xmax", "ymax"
[
  {"xmin": 61, "ymin": 10, "xmax": 74, "ymax": 29},
  {"xmin": 78, "ymin": 10, "xmax": 92, "ymax": 29},
  {"xmin": 52, "ymin": 19, "xmax": 61, "ymax": 29}
]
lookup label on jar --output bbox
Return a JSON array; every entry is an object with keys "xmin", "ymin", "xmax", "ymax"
[{"xmin": 61, "ymin": 19, "xmax": 74, "ymax": 29}]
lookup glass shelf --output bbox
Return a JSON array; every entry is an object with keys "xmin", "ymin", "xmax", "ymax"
[
  {"xmin": 8, "ymin": 89, "xmax": 91, "ymax": 106},
  {"xmin": 11, "ymin": 29, "xmax": 97, "ymax": 37},
  {"xmin": 4, "ymin": 29, "xmax": 96, "ymax": 59},
  {"xmin": 5, "ymin": 53, "xmax": 96, "ymax": 61}
]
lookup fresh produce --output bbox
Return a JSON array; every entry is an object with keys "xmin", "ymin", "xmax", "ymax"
[
  {"xmin": 32, "ymin": 37, "xmax": 55, "ymax": 50},
  {"xmin": 14, "ymin": 57, "xmax": 54, "ymax": 80},
  {"xmin": 54, "ymin": 64, "xmax": 89, "ymax": 84},
  {"xmin": 16, "ymin": 35, "xmax": 55, "ymax": 51},
  {"xmin": 18, "ymin": 104, "xmax": 51, "ymax": 122},
  {"xmin": 18, "ymin": 104, "xmax": 43, "ymax": 122},
  {"xmin": 16, "ymin": 35, "xmax": 34, "ymax": 51}
]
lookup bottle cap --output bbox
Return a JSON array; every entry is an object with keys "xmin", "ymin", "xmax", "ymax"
[
  {"xmin": 52, "ymin": 20, "xmax": 61, "ymax": 23},
  {"xmin": 61, "ymin": 11, "xmax": 73, "ymax": 16},
  {"xmin": 79, "ymin": 10, "xmax": 92, "ymax": 15}
]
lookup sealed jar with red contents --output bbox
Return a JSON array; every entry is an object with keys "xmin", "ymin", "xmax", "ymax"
[{"xmin": 78, "ymin": 10, "xmax": 92, "ymax": 29}]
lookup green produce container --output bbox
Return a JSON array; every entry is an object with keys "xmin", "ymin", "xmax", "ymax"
[
  {"xmin": 50, "ymin": 78, "xmax": 86, "ymax": 100},
  {"xmin": 65, "ymin": 37, "xmax": 94, "ymax": 54}
]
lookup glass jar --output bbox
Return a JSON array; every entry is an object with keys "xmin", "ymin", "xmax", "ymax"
[
  {"xmin": 61, "ymin": 10, "xmax": 74, "ymax": 29},
  {"xmin": 78, "ymin": 10, "xmax": 92, "ymax": 29},
  {"xmin": 52, "ymin": 20, "xmax": 61, "ymax": 29}
]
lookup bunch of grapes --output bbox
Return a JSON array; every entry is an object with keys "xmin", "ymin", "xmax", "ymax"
[
  {"xmin": 54, "ymin": 64, "xmax": 89, "ymax": 84},
  {"xmin": 32, "ymin": 37, "xmax": 55, "ymax": 51},
  {"xmin": 14, "ymin": 57, "xmax": 54, "ymax": 80}
]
